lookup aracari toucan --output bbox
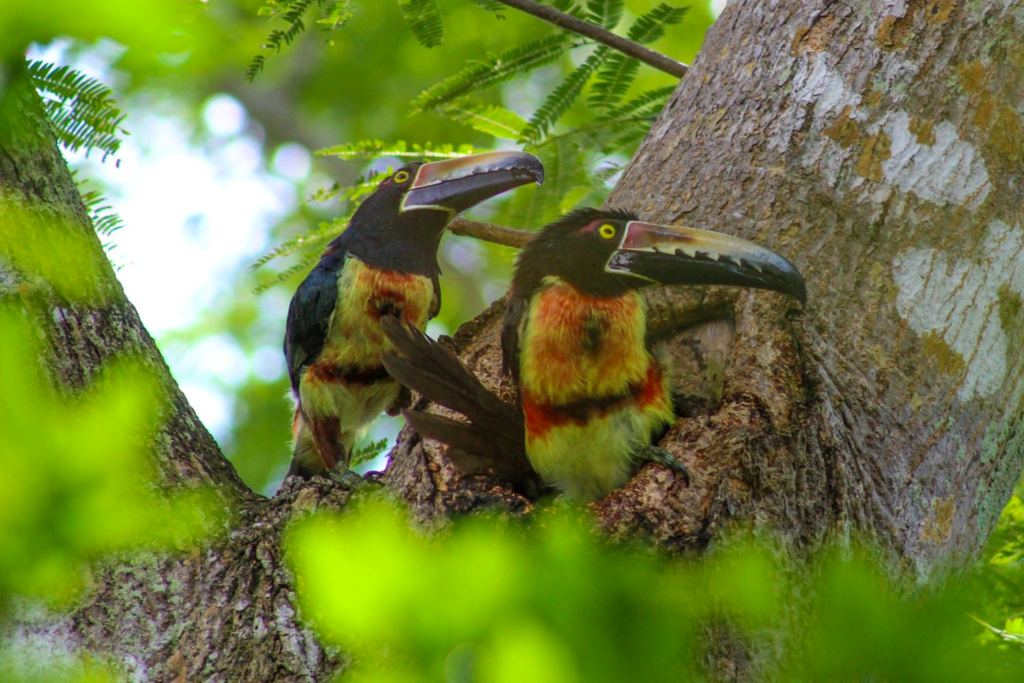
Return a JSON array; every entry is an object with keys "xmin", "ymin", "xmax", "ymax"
[
  {"xmin": 284, "ymin": 151, "xmax": 544, "ymax": 482},
  {"xmin": 381, "ymin": 208, "xmax": 807, "ymax": 502}
]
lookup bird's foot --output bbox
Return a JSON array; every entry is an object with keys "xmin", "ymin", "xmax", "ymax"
[
  {"xmin": 637, "ymin": 445, "xmax": 691, "ymax": 486},
  {"xmin": 329, "ymin": 468, "xmax": 384, "ymax": 490}
]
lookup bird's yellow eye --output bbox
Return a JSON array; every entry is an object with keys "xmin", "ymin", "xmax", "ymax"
[
  {"xmin": 598, "ymin": 224, "xmax": 617, "ymax": 240},
  {"xmin": 393, "ymin": 170, "xmax": 411, "ymax": 184}
]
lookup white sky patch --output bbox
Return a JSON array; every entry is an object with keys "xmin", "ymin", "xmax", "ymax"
[
  {"xmin": 710, "ymin": 0, "xmax": 728, "ymax": 17},
  {"xmin": 273, "ymin": 143, "xmax": 313, "ymax": 181},
  {"xmin": 880, "ymin": 111, "xmax": 991, "ymax": 209},
  {"xmin": 68, "ymin": 97, "xmax": 299, "ymax": 438},
  {"xmin": 893, "ymin": 221, "xmax": 1024, "ymax": 402}
]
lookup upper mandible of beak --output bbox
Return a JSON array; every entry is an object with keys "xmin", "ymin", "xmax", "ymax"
[
  {"xmin": 400, "ymin": 151, "xmax": 544, "ymax": 214},
  {"xmin": 607, "ymin": 221, "xmax": 807, "ymax": 304}
]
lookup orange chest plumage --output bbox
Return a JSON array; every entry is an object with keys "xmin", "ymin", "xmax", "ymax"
[
  {"xmin": 313, "ymin": 257, "xmax": 435, "ymax": 378},
  {"xmin": 517, "ymin": 280, "xmax": 667, "ymax": 439},
  {"xmin": 520, "ymin": 282, "xmax": 650, "ymax": 399}
]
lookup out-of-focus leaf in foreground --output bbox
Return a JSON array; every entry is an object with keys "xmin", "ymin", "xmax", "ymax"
[
  {"xmin": 289, "ymin": 501, "xmax": 1024, "ymax": 681},
  {"xmin": 0, "ymin": 310, "xmax": 218, "ymax": 607}
]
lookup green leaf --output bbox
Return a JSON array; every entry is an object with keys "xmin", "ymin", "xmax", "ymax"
[
  {"xmin": 351, "ymin": 438, "xmax": 389, "ymax": 468},
  {"xmin": 589, "ymin": 53, "xmax": 640, "ymax": 110},
  {"xmin": 550, "ymin": 0, "xmax": 588, "ymax": 19},
  {"xmin": 439, "ymin": 101, "xmax": 526, "ymax": 140},
  {"xmin": 522, "ymin": 46, "xmax": 612, "ymax": 144},
  {"xmin": 587, "ymin": 0, "xmax": 623, "ymax": 29},
  {"xmin": 318, "ymin": 0, "xmax": 353, "ymax": 30},
  {"xmin": 254, "ymin": 256, "xmax": 318, "ymax": 294},
  {"xmin": 600, "ymin": 85, "xmax": 675, "ymax": 121},
  {"xmin": 399, "ymin": 0, "xmax": 445, "ymax": 47},
  {"xmin": 252, "ymin": 220, "xmax": 343, "ymax": 271},
  {"xmin": 412, "ymin": 34, "xmax": 580, "ymax": 112},
  {"xmin": 316, "ymin": 139, "xmax": 478, "ymax": 160},
  {"xmin": 626, "ymin": 3, "xmax": 689, "ymax": 44},
  {"xmin": 466, "ymin": 0, "xmax": 507, "ymax": 16},
  {"xmin": 248, "ymin": 0, "xmax": 347, "ymax": 81},
  {"xmin": 29, "ymin": 61, "xmax": 127, "ymax": 161}
]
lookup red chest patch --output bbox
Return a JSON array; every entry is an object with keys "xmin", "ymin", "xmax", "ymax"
[{"xmin": 523, "ymin": 364, "xmax": 665, "ymax": 441}]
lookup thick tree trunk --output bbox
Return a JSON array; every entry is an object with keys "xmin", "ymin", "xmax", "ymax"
[{"xmin": 5, "ymin": 0, "xmax": 1024, "ymax": 679}]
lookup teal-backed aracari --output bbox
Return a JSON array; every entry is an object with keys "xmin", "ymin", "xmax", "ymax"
[
  {"xmin": 381, "ymin": 208, "xmax": 806, "ymax": 502},
  {"xmin": 284, "ymin": 151, "xmax": 544, "ymax": 483}
]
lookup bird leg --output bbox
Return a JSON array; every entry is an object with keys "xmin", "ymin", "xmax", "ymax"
[
  {"xmin": 636, "ymin": 445, "xmax": 691, "ymax": 486},
  {"xmin": 308, "ymin": 414, "xmax": 344, "ymax": 471},
  {"xmin": 329, "ymin": 468, "xmax": 384, "ymax": 490}
]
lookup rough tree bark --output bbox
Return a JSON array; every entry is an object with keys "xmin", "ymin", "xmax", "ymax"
[{"xmin": 3, "ymin": 0, "xmax": 1024, "ymax": 679}]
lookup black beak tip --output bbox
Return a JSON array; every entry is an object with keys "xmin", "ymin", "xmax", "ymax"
[
  {"xmin": 513, "ymin": 154, "xmax": 544, "ymax": 185},
  {"xmin": 789, "ymin": 277, "xmax": 808, "ymax": 306}
]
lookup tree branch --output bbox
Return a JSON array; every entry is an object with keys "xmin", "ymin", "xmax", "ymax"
[
  {"xmin": 494, "ymin": 0, "xmax": 689, "ymax": 78},
  {"xmin": 447, "ymin": 217, "xmax": 534, "ymax": 249}
]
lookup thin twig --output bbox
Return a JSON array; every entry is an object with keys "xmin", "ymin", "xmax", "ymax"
[
  {"xmin": 448, "ymin": 217, "xmax": 534, "ymax": 249},
  {"xmin": 494, "ymin": 0, "xmax": 688, "ymax": 78}
]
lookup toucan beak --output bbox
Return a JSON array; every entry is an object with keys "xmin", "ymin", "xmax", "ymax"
[
  {"xmin": 608, "ymin": 221, "xmax": 807, "ymax": 304},
  {"xmin": 400, "ymin": 151, "xmax": 544, "ymax": 214}
]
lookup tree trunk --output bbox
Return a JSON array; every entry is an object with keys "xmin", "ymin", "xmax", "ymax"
[{"xmin": 5, "ymin": 0, "xmax": 1024, "ymax": 679}]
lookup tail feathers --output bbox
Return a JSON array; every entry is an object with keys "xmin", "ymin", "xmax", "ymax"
[
  {"xmin": 380, "ymin": 315, "xmax": 523, "ymax": 434},
  {"xmin": 402, "ymin": 410, "xmax": 533, "ymax": 483},
  {"xmin": 380, "ymin": 316, "xmax": 537, "ymax": 491}
]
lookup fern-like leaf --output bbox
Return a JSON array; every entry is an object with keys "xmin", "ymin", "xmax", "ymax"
[
  {"xmin": 318, "ymin": 0, "xmax": 353, "ymax": 30},
  {"xmin": 317, "ymin": 139, "xmax": 478, "ymax": 160},
  {"xmin": 254, "ymin": 257, "xmax": 318, "ymax": 294},
  {"xmin": 29, "ymin": 61, "xmax": 127, "ymax": 161},
  {"xmin": 599, "ymin": 85, "xmax": 675, "ymax": 121},
  {"xmin": 587, "ymin": 0, "xmax": 623, "ymax": 29},
  {"xmin": 248, "ymin": 0, "xmax": 349, "ymax": 80},
  {"xmin": 251, "ymin": 220, "xmax": 344, "ymax": 271},
  {"xmin": 466, "ymin": 0, "xmax": 507, "ymax": 17},
  {"xmin": 522, "ymin": 46, "xmax": 612, "ymax": 144},
  {"xmin": 399, "ymin": 0, "xmax": 445, "ymax": 47},
  {"xmin": 439, "ymin": 101, "xmax": 526, "ymax": 140},
  {"xmin": 626, "ymin": 3, "xmax": 689, "ymax": 44},
  {"xmin": 412, "ymin": 34, "xmax": 580, "ymax": 112},
  {"xmin": 351, "ymin": 438, "xmax": 389, "ymax": 468},
  {"xmin": 588, "ymin": 53, "xmax": 639, "ymax": 110},
  {"xmin": 550, "ymin": 0, "xmax": 589, "ymax": 19}
]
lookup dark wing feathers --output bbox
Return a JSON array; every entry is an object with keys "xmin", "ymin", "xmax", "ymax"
[
  {"xmin": 501, "ymin": 295, "xmax": 528, "ymax": 382},
  {"xmin": 402, "ymin": 410, "xmax": 537, "ymax": 482},
  {"xmin": 284, "ymin": 257, "xmax": 343, "ymax": 392},
  {"xmin": 380, "ymin": 316, "xmax": 535, "ymax": 487},
  {"xmin": 428, "ymin": 274, "xmax": 442, "ymax": 319}
]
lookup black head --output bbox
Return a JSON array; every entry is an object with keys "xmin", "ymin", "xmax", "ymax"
[
  {"xmin": 511, "ymin": 207, "xmax": 807, "ymax": 303},
  {"xmin": 328, "ymin": 151, "xmax": 544, "ymax": 276}
]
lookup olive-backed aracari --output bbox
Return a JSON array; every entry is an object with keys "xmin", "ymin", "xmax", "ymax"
[
  {"xmin": 284, "ymin": 151, "xmax": 544, "ymax": 482},
  {"xmin": 382, "ymin": 208, "xmax": 806, "ymax": 502}
]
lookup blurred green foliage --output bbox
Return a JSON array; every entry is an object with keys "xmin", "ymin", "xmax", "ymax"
[
  {"xmin": 290, "ymin": 500, "xmax": 1024, "ymax": 682},
  {"xmin": 0, "ymin": 307, "xmax": 217, "ymax": 680},
  {"xmin": 0, "ymin": 307, "xmax": 218, "ymax": 599}
]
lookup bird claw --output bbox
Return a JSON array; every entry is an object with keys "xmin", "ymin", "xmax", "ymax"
[
  {"xmin": 329, "ymin": 469, "xmax": 384, "ymax": 490},
  {"xmin": 638, "ymin": 445, "xmax": 691, "ymax": 487}
]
